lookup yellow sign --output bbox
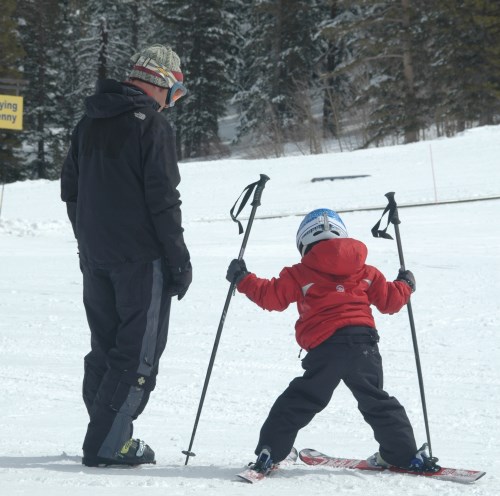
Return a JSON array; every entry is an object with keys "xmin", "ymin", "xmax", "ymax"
[{"xmin": 0, "ymin": 94, "xmax": 23, "ymax": 130}]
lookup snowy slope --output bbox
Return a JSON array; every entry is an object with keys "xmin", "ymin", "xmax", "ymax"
[{"xmin": 0, "ymin": 126, "xmax": 499, "ymax": 495}]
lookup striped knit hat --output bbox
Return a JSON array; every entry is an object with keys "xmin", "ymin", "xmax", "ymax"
[{"xmin": 129, "ymin": 44, "xmax": 183, "ymax": 89}]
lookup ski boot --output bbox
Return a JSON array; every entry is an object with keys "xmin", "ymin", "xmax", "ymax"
[
  {"xmin": 250, "ymin": 446, "xmax": 275, "ymax": 475},
  {"xmin": 408, "ymin": 443, "xmax": 441, "ymax": 473},
  {"xmin": 367, "ymin": 451, "xmax": 391, "ymax": 468},
  {"xmin": 367, "ymin": 443, "xmax": 441, "ymax": 473},
  {"xmin": 82, "ymin": 438, "xmax": 156, "ymax": 467}
]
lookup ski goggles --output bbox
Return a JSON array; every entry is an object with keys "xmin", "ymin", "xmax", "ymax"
[{"xmin": 165, "ymin": 80, "xmax": 187, "ymax": 108}]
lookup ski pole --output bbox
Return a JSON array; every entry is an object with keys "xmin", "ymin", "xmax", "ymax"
[
  {"xmin": 372, "ymin": 191, "xmax": 434, "ymax": 458},
  {"xmin": 182, "ymin": 174, "xmax": 270, "ymax": 465}
]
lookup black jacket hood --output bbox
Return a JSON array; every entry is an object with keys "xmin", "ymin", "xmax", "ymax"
[{"xmin": 84, "ymin": 79, "xmax": 160, "ymax": 118}]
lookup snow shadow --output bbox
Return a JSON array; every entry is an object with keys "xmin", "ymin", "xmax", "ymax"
[
  {"xmin": 0, "ymin": 453, "xmax": 367, "ymax": 482},
  {"xmin": 0, "ymin": 453, "xmax": 239, "ymax": 479}
]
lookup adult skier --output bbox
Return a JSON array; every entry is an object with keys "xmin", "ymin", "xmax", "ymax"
[{"xmin": 61, "ymin": 44, "xmax": 191, "ymax": 467}]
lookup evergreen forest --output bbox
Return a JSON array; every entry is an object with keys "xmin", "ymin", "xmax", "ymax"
[{"xmin": 1, "ymin": 0, "xmax": 499, "ymax": 182}]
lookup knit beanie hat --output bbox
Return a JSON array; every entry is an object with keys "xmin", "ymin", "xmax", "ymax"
[{"xmin": 129, "ymin": 44, "xmax": 183, "ymax": 89}]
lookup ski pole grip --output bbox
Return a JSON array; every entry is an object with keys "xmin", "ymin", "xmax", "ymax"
[
  {"xmin": 251, "ymin": 174, "xmax": 270, "ymax": 207},
  {"xmin": 385, "ymin": 191, "xmax": 400, "ymax": 225},
  {"xmin": 385, "ymin": 191, "xmax": 396, "ymax": 204}
]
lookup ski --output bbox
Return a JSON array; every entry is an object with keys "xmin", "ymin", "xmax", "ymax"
[
  {"xmin": 237, "ymin": 447, "xmax": 298, "ymax": 483},
  {"xmin": 299, "ymin": 449, "xmax": 485, "ymax": 484}
]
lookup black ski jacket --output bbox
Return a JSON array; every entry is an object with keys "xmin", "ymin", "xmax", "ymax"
[{"xmin": 61, "ymin": 79, "xmax": 189, "ymax": 268}]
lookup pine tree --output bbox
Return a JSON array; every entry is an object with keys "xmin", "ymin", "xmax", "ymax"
[
  {"xmin": 320, "ymin": 0, "xmax": 428, "ymax": 146},
  {"xmin": 318, "ymin": 0, "xmax": 359, "ymax": 142},
  {"xmin": 321, "ymin": 1, "xmax": 500, "ymax": 145},
  {"xmin": 0, "ymin": 1, "xmax": 24, "ymax": 80},
  {"xmin": 73, "ymin": 0, "xmax": 138, "ymax": 99},
  {"xmin": 423, "ymin": 0, "xmax": 500, "ymax": 134},
  {"xmin": 148, "ymin": 0, "xmax": 239, "ymax": 159},
  {"xmin": 125, "ymin": 0, "xmax": 149, "ymax": 52},
  {"xmin": 234, "ymin": 0, "xmax": 327, "ymax": 156},
  {"xmin": 54, "ymin": 0, "xmax": 150, "ymax": 136},
  {"xmin": 0, "ymin": 0, "xmax": 26, "ymax": 183},
  {"xmin": 9, "ymin": 0, "xmax": 497, "ymax": 174},
  {"xmin": 16, "ymin": 0, "xmax": 68, "ymax": 179},
  {"xmin": 55, "ymin": 1, "xmax": 87, "ymax": 142}
]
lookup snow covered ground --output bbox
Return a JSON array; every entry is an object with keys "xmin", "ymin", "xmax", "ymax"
[{"xmin": 0, "ymin": 125, "xmax": 499, "ymax": 495}]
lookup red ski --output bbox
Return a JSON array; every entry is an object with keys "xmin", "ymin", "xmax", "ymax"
[
  {"xmin": 237, "ymin": 447, "xmax": 298, "ymax": 483},
  {"xmin": 299, "ymin": 449, "xmax": 485, "ymax": 484}
]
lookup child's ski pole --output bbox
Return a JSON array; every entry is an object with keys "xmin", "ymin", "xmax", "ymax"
[
  {"xmin": 372, "ymin": 191, "xmax": 434, "ymax": 458},
  {"xmin": 182, "ymin": 174, "xmax": 270, "ymax": 465}
]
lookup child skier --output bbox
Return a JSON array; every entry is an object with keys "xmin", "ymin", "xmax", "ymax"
[{"xmin": 226, "ymin": 208, "xmax": 439, "ymax": 474}]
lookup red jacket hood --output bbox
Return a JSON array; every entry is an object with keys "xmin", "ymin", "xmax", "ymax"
[{"xmin": 301, "ymin": 238, "xmax": 367, "ymax": 276}]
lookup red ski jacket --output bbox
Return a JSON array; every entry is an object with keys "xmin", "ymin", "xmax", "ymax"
[{"xmin": 237, "ymin": 238, "xmax": 411, "ymax": 351}]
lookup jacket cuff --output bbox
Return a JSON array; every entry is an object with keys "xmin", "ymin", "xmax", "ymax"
[{"xmin": 236, "ymin": 272, "xmax": 254, "ymax": 291}]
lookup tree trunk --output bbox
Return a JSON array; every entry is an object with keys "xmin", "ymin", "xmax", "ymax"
[
  {"xmin": 98, "ymin": 17, "xmax": 108, "ymax": 80},
  {"xmin": 36, "ymin": 4, "xmax": 47, "ymax": 178},
  {"xmin": 130, "ymin": 1, "xmax": 139, "ymax": 51},
  {"xmin": 272, "ymin": 0, "xmax": 283, "ymax": 98},
  {"xmin": 322, "ymin": 1, "xmax": 339, "ymax": 138},
  {"xmin": 401, "ymin": 0, "xmax": 418, "ymax": 143}
]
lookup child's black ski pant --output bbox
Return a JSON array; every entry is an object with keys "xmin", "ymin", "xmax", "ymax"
[{"xmin": 256, "ymin": 326, "xmax": 418, "ymax": 467}]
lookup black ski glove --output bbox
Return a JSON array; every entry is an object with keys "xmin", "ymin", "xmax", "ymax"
[
  {"xmin": 397, "ymin": 269, "xmax": 416, "ymax": 293},
  {"xmin": 165, "ymin": 260, "xmax": 192, "ymax": 300},
  {"xmin": 226, "ymin": 259, "xmax": 250, "ymax": 285}
]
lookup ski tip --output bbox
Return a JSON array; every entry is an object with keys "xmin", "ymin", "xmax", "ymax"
[
  {"xmin": 236, "ymin": 474, "xmax": 253, "ymax": 484},
  {"xmin": 473, "ymin": 471, "xmax": 487, "ymax": 482},
  {"xmin": 236, "ymin": 470, "xmax": 266, "ymax": 484},
  {"xmin": 299, "ymin": 448, "xmax": 324, "ymax": 458}
]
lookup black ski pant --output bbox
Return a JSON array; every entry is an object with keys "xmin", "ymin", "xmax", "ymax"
[
  {"xmin": 255, "ymin": 326, "xmax": 418, "ymax": 467},
  {"xmin": 80, "ymin": 258, "xmax": 171, "ymax": 459}
]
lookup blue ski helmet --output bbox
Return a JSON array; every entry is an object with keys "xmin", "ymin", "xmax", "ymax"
[{"xmin": 296, "ymin": 208, "xmax": 348, "ymax": 256}]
